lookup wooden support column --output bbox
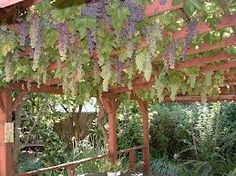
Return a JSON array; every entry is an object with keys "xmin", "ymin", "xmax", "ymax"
[
  {"xmin": 137, "ymin": 99, "xmax": 150, "ymax": 175},
  {"xmin": 0, "ymin": 89, "xmax": 14, "ymax": 176},
  {"xmin": 101, "ymin": 93, "xmax": 120, "ymax": 164}
]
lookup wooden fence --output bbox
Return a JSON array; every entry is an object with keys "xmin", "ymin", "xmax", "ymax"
[{"xmin": 18, "ymin": 145, "xmax": 144, "ymax": 176}]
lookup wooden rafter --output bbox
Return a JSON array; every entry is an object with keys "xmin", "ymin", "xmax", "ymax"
[
  {"xmin": 217, "ymin": 0, "xmax": 236, "ymax": 33},
  {"xmin": 47, "ymin": 35, "xmax": 236, "ymax": 73},
  {"xmin": 47, "ymin": 62, "xmax": 66, "ymax": 72},
  {"xmin": 145, "ymin": 0, "xmax": 183, "ymax": 17},
  {"xmin": 1, "ymin": 0, "xmax": 182, "ymax": 21},
  {"xmin": 173, "ymin": 14, "xmax": 236, "ymax": 40},
  {"xmin": 108, "ymin": 75, "xmax": 156, "ymax": 94},
  {"xmin": 164, "ymin": 94, "xmax": 236, "ymax": 103},
  {"xmin": 201, "ymin": 60, "xmax": 236, "ymax": 73},
  {"xmin": 0, "ymin": 0, "xmax": 23, "ymax": 8},
  {"xmin": 1, "ymin": 1, "xmax": 236, "ymax": 103},
  {"xmin": 19, "ymin": 15, "xmax": 236, "ymax": 74},
  {"xmin": 12, "ymin": 91, "xmax": 28, "ymax": 111},
  {"xmin": 186, "ymin": 35, "xmax": 236, "ymax": 55},
  {"xmin": 0, "ymin": 0, "xmax": 41, "ymax": 20},
  {"xmin": 44, "ymin": 78, "xmax": 61, "ymax": 86},
  {"xmin": 175, "ymin": 53, "xmax": 233, "ymax": 70},
  {"xmin": 225, "ymin": 73, "xmax": 236, "ymax": 82},
  {"xmin": 10, "ymin": 81, "xmax": 63, "ymax": 94}
]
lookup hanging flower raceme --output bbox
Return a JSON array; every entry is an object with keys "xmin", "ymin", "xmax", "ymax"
[{"xmin": 56, "ymin": 23, "xmax": 69, "ymax": 61}]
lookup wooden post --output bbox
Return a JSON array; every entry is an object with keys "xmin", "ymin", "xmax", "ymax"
[
  {"xmin": 0, "ymin": 89, "xmax": 14, "ymax": 176},
  {"xmin": 128, "ymin": 148, "xmax": 135, "ymax": 170},
  {"xmin": 137, "ymin": 99, "xmax": 150, "ymax": 175},
  {"xmin": 101, "ymin": 94, "xmax": 120, "ymax": 164},
  {"xmin": 67, "ymin": 165, "xmax": 76, "ymax": 176}
]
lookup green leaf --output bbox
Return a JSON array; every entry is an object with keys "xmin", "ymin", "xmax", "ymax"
[
  {"xmin": 43, "ymin": 28, "xmax": 59, "ymax": 48},
  {"xmin": 1, "ymin": 42, "xmax": 15, "ymax": 57},
  {"xmin": 184, "ymin": 0, "xmax": 201, "ymax": 17},
  {"xmin": 172, "ymin": 0, "xmax": 183, "ymax": 6},
  {"xmin": 107, "ymin": 3, "xmax": 129, "ymax": 31},
  {"xmin": 74, "ymin": 17, "xmax": 97, "ymax": 39},
  {"xmin": 51, "ymin": 6, "xmax": 80, "ymax": 22}
]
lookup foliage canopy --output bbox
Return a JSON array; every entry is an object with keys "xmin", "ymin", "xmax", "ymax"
[{"xmin": 0, "ymin": 0, "xmax": 236, "ymax": 102}]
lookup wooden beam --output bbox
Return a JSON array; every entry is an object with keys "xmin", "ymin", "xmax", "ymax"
[
  {"xmin": 201, "ymin": 60, "xmax": 236, "ymax": 73},
  {"xmin": 44, "ymin": 78, "xmax": 61, "ymax": 86},
  {"xmin": 0, "ymin": 89, "xmax": 14, "ymax": 176},
  {"xmin": 0, "ymin": 0, "xmax": 41, "ymax": 21},
  {"xmin": 47, "ymin": 62, "xmax": 66, "ymax": 72},
  {"xmin": 225, "ymin": 73, "xmax": 236, "ymax": 82},
  {"xmin": 173, "ymin": 14, "xmax": 236, "ymax": 40},
  {"xmin": 0, "ymin": 98, "xmax": 4, "ymax": 114},
  {"xmin": 186, "ymin": 35, "xmax": 236, "ymax": 55},
  {"xmin": 175, "ymin": 8, "xmax": 190, "ymax": 21},
  {"xmin": 164, "ymin": 94, "xmax": 236, "ymax": 103},
  {"xmin": 101, "ymin": 94, "xmax": 120, "ymax": 164},
  {"xmin": 10, "ymin": 82, "xmax": 63, "ymax": 94},
  {"xmin": 0, "ymin": 0, "xmax": 23, "ymax": 8},
  {"xmin": 108, "ymin": 75, "xmax": 155, "ymax": 94},
  {"xmin": 136, "ymin": 99, "xmax": 150, "ymax": 174},
  {"xmin": 217, "ymin": 0, "xmax": 236, "ymax": 33},
  {"xmin": 12, "ymin": 91, "xmax": 28, "ymax": 111},
  {"xmin": 1, "ymin": 0, "xmax": 181, "ymax": 20},
  {"xmin": 19, "ymin": 14, "xmax": 236, "ymax": 74},
  {"xmin": 175, "ymin": 53, "xmax": 233, "ymax": 70},
  {"xmin": 145, "ymin": 0, "xmax": 183, "ymax": 17}
]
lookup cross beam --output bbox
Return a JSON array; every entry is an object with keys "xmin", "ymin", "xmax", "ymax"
[
  {"xmin": 164, "ymin": 94, "xmax": 236, "ymax": 103},
  {"xmin": 175, "ymin": 53, "xmax": 233, "ymax": 70},
  {"xmin": 173, "ymin": 14, "xmax": 236, "ymax": 40},
  {"xmin": 145, "ymin": 0, "xmax": 183, "ymax": 17},
  {"xmin": 10, "ymin": 81, "xmax": 63, "ymax": 94},
  {"xmin": 186, "ymin": 35, "xmax": 236, "ymax": 55}
]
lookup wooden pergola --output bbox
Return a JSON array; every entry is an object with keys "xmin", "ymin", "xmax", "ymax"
[{"xmin": 0, "ymin": 0, "xmax": 236, "ymax": 175}]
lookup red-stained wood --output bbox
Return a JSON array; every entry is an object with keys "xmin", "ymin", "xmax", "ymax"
[
  {"xmin": 12, "ymin": 91, "xmax": 28, "ymax": 111},
  {"xmin": 0, "ymin": 89, "xmax": 14, "ymax": 176},
  {"xmin": 18, "ymin": 15, "xmax": 236, "ymax": 74},
  {"xmin": 175, "ymin": 53, "xmax": 233, "ymax": 70},
  {"xmin": 101, "ymin": 94, "xmax": 120, "ymax": 164},
  {"xmin": 201, "ymin": 61, "xmax": 236, "ymax": 73},
  {"xmin": 186, "ymin": 36, "xmax": 236, "ymax": 55},
  {"xmin": 225, "ymin": 73, "xmax": 236, "ymax": 82},
  {"xmin": 0, "ymin": 98, "xmax": 4, "ymax": 113},
  {"xmin": 19, "ymin": 154, "xmax": 107, "ymax": 176},
  {"xmin": 145, "ymin": 0, "xmax": 183, "ymax": 17},
  {"xmin": 47, "ymin": 62, "xmax": 66, "ymax": 72},
  {"xmin": 19, "ymin": 146, "xmax": 144, "ymax": 176},
  {"xmin": 164, "ymin": 95, "xmax": 236, "ymax": 103},
  {"xmin": 128, "ymin": 148, "xmax": 135, "ymax": 170},
  {"xmin": 44, "ymin": 78, "xmax": 61, "ymax": 86},
  {"xmin": 0, "ymin": 0, "xmax": 41, "ymax": 21},
  {"xmin": 108, "ymin": 75, "xmax": 155, "ymax": 94},
  {"xmin": 66, "ymin": 165, "xmax": 76, "ymax": 176},
  {"xmin": 21, "ymin": 78, "xmax": 61, "ymax": 86},
  {"xmin": 1, "ymin": 0, "xmax": 180, "ymax": 21},
  {"xmin": 20, "ymin": 49, "xmax": 30, "ymax": 58},
  {"xmin": 10, "ymin": 81, "xmax": 63, "ymax": 94},
  {"xmin": 0, "ymin": 0, "xmax": 23, "ymax": 8},
  {"xmin": 137, "ymin": 99, "xmax": 150, "ymax": 174},
  {"xmin": 221, "ymin": 85, "xmax": 236, "ymax": 95},
  {"xmin": 173, "ymin": 14, "xmax": 236, "ymax": 40}
]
